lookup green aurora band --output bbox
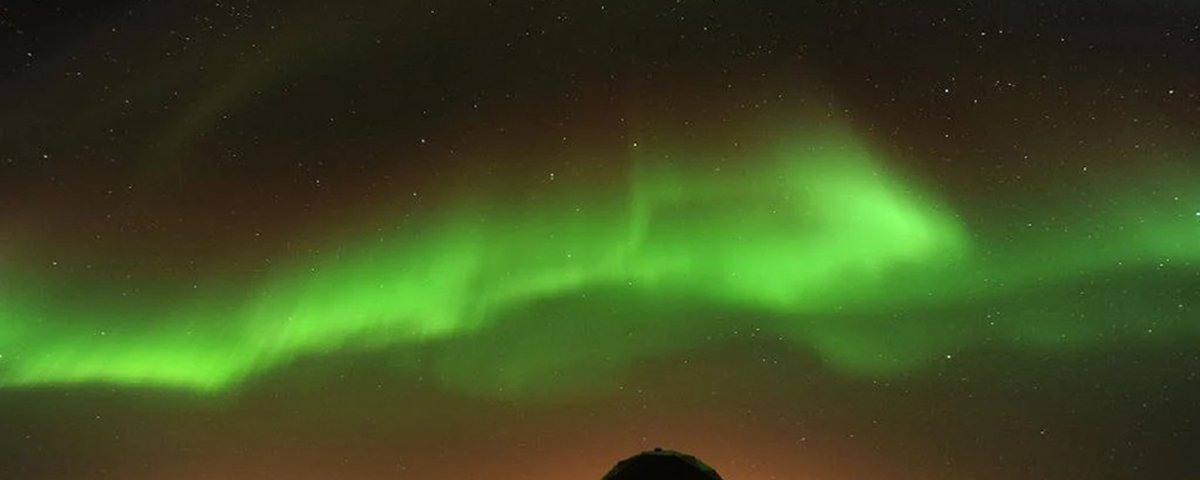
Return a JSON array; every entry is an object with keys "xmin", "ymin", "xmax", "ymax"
[{"xmin": 0, "ymin": 128, "xmax": 1197, "ymax": 396}]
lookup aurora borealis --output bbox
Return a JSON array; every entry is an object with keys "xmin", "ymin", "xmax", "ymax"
[
  {"xmin": 2, "ymin": 128, "xmax": 1197, "ymax": 395},
  {"xmin": 2, "ymin": 1, "xmax": 1199, "ymax": 479}
]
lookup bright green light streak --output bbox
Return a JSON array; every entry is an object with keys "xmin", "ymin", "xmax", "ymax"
[{"xmin": 0, "ymin": 130, "xmax": 1195, "ymax": 395}]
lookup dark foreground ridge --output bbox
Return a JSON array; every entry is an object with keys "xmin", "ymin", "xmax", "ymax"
[{"xmin": 603, "ymin": 448, "xmax": 724, "ymax": 480}]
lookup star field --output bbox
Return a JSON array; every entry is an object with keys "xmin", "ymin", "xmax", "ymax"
[{"xmin": 1, "ymin": 1, "xmax": 1198, "ymax": 479}]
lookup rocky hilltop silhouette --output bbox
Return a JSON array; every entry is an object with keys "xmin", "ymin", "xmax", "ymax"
[{"xmin": 603, "ymin": 448, "xmax": 723, "ymax": 480}]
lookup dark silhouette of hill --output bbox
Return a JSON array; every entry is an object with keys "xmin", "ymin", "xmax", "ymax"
[{"xmin": 603, "ymin": 448, "xmax": 724, "ymax": 480}]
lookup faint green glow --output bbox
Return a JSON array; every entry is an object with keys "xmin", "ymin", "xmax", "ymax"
[{"xmin": 0, "ymin": 128, "xmax": 1196, "ymax": 395}]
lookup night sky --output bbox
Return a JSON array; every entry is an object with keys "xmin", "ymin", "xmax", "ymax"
[{"xmin": 2, "ymin": 1, "xmax": 1199, "ymax": 478}]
